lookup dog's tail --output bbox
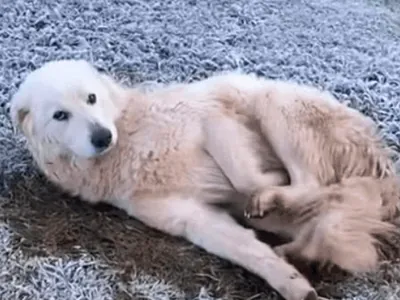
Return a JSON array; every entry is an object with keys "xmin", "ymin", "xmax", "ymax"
[
  {"xmin": 294, "ymin": 178, "xmax": 399, "ymax": 274},
  {"xmin": 309, "ymin": 208, "xmax": 396, "ymax": 273}
]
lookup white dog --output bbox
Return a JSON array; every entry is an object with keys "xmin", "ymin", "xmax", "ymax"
[{"xmin": 9, "ymin": 60, "xmax": 399, "ymax": 300}]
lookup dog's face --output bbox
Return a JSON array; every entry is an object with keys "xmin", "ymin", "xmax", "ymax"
[{"xmin": 10, "ymin": 59, "xmax": 125, "ymax": 158}]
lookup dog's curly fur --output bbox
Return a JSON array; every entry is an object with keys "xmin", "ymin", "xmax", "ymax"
[{"xmin": 9, "ymin": 59, "xmax": 400, "ymax": 300}]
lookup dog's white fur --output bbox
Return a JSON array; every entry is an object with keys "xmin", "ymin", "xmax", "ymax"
[{"xmin": 10, "ymin": 59, "xmax": 399, "ymax": 300}]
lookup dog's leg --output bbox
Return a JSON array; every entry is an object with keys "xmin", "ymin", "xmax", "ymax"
[
  {"xmin": 252, "ymin": 82, "xmax": 393, "ymax": 187},
  {"xmin": 129, "ymin": 197, "xmax": 318, "ymax": 300},
  {"xmin": 244, "ymin": 185, "xmax": 323, "ymax": 219},
  {"xmin": 251, "ymin": 85, "xmax": 339, "ymax": 187},
  {"xmin": 203, "ymin": 112, "xmax": 288, "ymax": 196},
  {"xmin": 201, "ymin": 75, "xmax": 332, "ymax": 187},
  {"xmin": 203, "ymin": 73, "xmax": 394, "ymax": 186}
]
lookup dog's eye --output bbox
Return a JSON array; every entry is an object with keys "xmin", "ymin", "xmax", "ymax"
[
  {"xmin": 87, "ymin": 93, "xmax": 97, "ymax": 105},
  {"xmin": 53, "ymin": 110, "xmax": 70, "ymax": 121}
]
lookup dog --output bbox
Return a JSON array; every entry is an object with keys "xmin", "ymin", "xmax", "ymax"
[{"xmin": 9, "ymin": 59, "xmax": 399, "ymax": 300}]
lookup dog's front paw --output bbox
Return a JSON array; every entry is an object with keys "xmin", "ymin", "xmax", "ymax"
[{"xmin": 244, "ymin": 189, "xmax": 280, "ymax": 218}]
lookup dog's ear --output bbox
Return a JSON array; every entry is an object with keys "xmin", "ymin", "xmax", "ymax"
[{"xmin": 9, "ymin": 89, "xmax": 32, "ymax": 134}]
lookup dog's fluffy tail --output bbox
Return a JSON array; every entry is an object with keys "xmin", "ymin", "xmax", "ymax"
[
  {"xmin": 303, "ymin": 207, "xmax": 396, "ymax": 273},
  {"xmin": 293, "ymin": 178, "xmax": 399, "ymax": 274}
]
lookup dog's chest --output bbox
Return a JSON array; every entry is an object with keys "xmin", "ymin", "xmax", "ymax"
[{"xmin": 116, "ymin": 108, "xmax": 235, "ymax": 202}]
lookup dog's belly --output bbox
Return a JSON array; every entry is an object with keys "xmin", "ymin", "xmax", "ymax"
[{"xmin": 189, "ymin": 152, "xmax": 239, "ymax": 204}]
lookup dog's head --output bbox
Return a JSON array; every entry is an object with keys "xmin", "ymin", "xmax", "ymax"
[{"xmin": 10, "ymin": 59, "xmax": 127, "ymax": 159}]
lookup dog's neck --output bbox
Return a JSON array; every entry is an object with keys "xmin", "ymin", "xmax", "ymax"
[{"xmin": 30, "ymin": 144, "xmax": 118, "ymax": 203}]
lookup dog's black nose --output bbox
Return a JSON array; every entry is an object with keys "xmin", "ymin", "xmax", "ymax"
[{"xmin": 91, "ymin": 127, "xmax": 112, "ymax": 150}]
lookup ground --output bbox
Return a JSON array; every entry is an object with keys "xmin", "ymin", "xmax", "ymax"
[{"xmin": 0, "ymin": 0, "xmax": 400, "ymax": 299}]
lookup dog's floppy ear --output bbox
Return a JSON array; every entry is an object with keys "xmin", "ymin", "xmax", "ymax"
[{"xmin": 9, "ymin": 88, "xmax": 32, "ymax": 133}]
